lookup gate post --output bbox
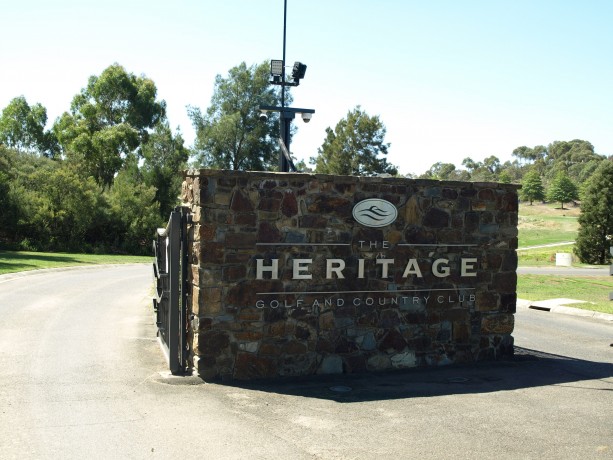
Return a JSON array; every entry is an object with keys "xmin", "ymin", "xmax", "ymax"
[
  {"xmin": 153, "ymin": 208, "xmax": 190, "ymax": 375},
  {"xmin": 167, "ymin": 210, "xmax": 181, "ymax": 373}
]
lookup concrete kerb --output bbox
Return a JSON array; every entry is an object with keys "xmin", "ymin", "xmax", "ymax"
[
  {"xmin": 517, "ymin": 298, "xmax": 613, "ymax": 322},
  {"xmin": 0, "ymin": 263, "xmax": 150, "ymax": 284}
]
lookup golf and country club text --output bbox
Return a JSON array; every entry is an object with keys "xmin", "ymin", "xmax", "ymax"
[{"xmin": 254, "ymin": 240, "xmax": 478, "ymax": 309}]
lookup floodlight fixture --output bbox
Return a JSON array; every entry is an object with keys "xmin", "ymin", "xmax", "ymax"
[
  {"xmin": 270, "ymin": 59, "xmax": 284, "ymax": 84},
  {"xmin": 291, "ymin": 61, "xmax": 307, "ymax": 84},
  {"xmin": 270, "ymin": 59, "xmax": 284, "ymax": 76}
]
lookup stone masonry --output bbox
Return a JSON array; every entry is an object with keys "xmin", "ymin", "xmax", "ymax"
[{"xmin": 181, "ymin": 169, "xmax": 519, "ymax": 380}]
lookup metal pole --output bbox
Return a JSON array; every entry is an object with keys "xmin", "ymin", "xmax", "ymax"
[
  {"xmin": 279, "ymin": 0, "xmax": 289, "ymax": 171},
  {"xmin": 281, "ymin": 0, "xmax": 287, "ymax": 109},
  {"xmin": 279, "ymin": 113, "xmax": 287, "ymax": 171},
  {"xmin": 279, "ymin": 111, "xmax": 293, "ymax": 172}
]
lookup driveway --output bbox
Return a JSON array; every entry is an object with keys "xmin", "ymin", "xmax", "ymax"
[{"xmin": 0, "ymin": 265, "xmax": 611, "ymax": 459}]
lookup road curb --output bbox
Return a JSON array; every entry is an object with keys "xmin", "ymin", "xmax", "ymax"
[
  {"xmin": 518, "ymin": 298, "xmax": 613, "ymax": 322},
  {"xmin": 0, "ymin": 263, "xmax": 150, "ymax": 284}
]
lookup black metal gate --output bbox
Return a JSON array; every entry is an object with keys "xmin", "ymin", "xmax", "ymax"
[{"xmin": 152, "ymin": 207, "xmax": 190, "ymax": 374}]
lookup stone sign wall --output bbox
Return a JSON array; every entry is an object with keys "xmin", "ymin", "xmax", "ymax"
[{"xmin": 181, "ymin": 169, "xmax": 519, "ymax": 380}]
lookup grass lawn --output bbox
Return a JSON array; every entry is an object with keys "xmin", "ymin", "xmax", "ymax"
[
  {"xmin": 0, "ymin": 250, "xmax": 151, "ymax": 275},
  {"xmin": 517, "ymin": 202, "xmax": 586, "ymax": 267},
  {"xmin": 518, "ymin": 203, "xmax": 579, "ymax": 248},
  {"xmin": 517, "ymin": 274, "xmax": 613, "ymax": 315}
]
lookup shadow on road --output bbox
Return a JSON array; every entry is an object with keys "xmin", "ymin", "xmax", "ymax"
[
  {"xmin": 0, "ymin": 251, "xmax": 87, "ymax": 273},
  {"xmin": 205, "ymin": 347, "xmax": 613, "ymax": 403}
]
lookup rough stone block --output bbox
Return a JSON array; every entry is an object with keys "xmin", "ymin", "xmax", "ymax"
[
  {"xmin": 391, "ymin": 351, "xmax": 417, "ymax": 368},
  {"xmin": 493, "ymin": 271, "xmax": 517, "ymax": 293},
  {"xmin": 202, "ymin": 288, "xmax": 222, "ymax": 313},
  {"xmin": 230, "ymin": 190, "xmax": 254, "ymax": 212},
  {"xmin": 225, "ymin": 232, "xmax": 257, "ymax": 249},
  {"xmin": 197, "ymin": 329, "xmax": 230, "ymax": 356},
  {"xmin": 318, "ymin": 354, "xmax": 343, "ymax": 374},
  {"xmin": 481, "ymin": 314, "xmax": 515, "ymax": 334},
  {"xmin": 233, "ymin": 353, "xmax": 277, "ymax": 380},
  {"xmin": 367, "ymin": 354, "xmax": 391, "ymax": 371}
]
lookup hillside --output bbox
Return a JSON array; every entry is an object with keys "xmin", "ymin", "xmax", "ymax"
[
  {"xmin": 518, "ymin": 202, "xmax": 579, "ymax": 247},
  {"xmin": 517, "ymin": 203, "xmax": 580, "ymax": 266}
]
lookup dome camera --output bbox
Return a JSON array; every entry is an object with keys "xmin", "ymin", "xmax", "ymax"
[
  {"xmin": 258, "ymin": 111, "xmax": 269, "ymax": 122},
  {"xmin": 301, "ymin": 112, "xmax": 312, "ymax": 123}
]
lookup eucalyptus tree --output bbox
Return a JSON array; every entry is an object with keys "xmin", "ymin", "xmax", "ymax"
[
  {"xmin": 54, "ymin": 63, "xmax": 166, "ymax": 185},
  {"xmin": 421, "ymin": 162, "xmax": 470, "ymax": 181},
  {"xmin": 0, "ymin": 96, "xmax": 58, "ymax": 156},
  {"xmin": 545, "ymin": 139, "xmax": 605, "ymax": 188}
]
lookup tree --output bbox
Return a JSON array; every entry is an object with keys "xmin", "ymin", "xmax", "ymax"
[
  {"xmin": 3, "ymin": 152, "xmax": 104, "ymax": 251},
  {"xmin": 420, "ymin": 162, "xmax": 469, "ymax": 181},
  {"xmin": 421, "ymin": 162, "xmax": 456, "ymax": 180},
  {"xmin": 0, "ymin": 96, "xmax": 58, "ymax": 156},
  {"xmin": 458, "ymin": 156, "xmax": 502, "ymax": 182},
  {"xmin": 498, "ymin": 170, "xmax": 512, "ymax": 184},
  {"xmin": 104, "ymin": 168, "xmax": 161, "ymax": 254},
  {"xmin": 512, "ymin": 146, "xmax": 531, "ymax": 165},
  {"xmin": 30, "ymin": 164, "xmax": 103, "ymax": 249},
  {"xmin": 498, "ymin": 160, "xmax": 523, "ymax": 183},
  {"xmin": 512, "ymin": 145, "xmax": 547, "ymax": 165},
  {"xmin": 0, "ymin": 146, "xmax": 20, "ymax": 241},
  {"xmin": 547, "ymin": 171, "xmax": 579, "ymax": 209},
  {"xmin": 188, "ymin": 61, "xmax": 284, "ymax": 171},
  {"xmin": 574, "ymin": 160, "xmax": 613, "ymax": 264},
  {"xmin": 542, "ymin": 140, "xmax": 605, "ymax": 191},
  {"xmin": 54, "ymin": 64, "xmax": 166, "ymax": 185},
  {"xmin": 461, "ymin": 157, "xmax": 479, "ymax": 173},
  {"xmin": 548, "ymin": 139, "xmax": 595, "ymax": 164},
  {"xmin": 141, "ymin": 122, "xmax": 190, "ymax": 218},
  {"xmin": 482, "ymin": 155, "xmax": 501, "ymax": 175},
  {"xmin": 311, "ymin": 106, "xmax": 397, "ymax": 176},
  {"xmin": 520, "ymin": 170, "xmax": 545, "ymax": 205}
]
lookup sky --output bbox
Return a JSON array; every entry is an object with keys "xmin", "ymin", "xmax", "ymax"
[{"xmin": 2, "ymin": 0, "xmax": 612, "ymax": 176}]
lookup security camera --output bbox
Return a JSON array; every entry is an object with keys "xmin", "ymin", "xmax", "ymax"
[
  {"xmin": 258, "ymin": 111, "xmax": 268, "ymax": 122},
  {"xmin": 301, "ymin": 112, "xmax": 312, "ymax": 123}
]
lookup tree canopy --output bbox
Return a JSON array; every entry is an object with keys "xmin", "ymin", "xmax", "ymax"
[
  {"xmin": 0, "ymin": 64, "xmax": 187, "ymax": 254},
  {"xmin": 311, "ymin": 106, "xmax": 397, "ymax": 176},
  {"xmin": 421, "ymin": 162, "xmax": 470, "ymax": 181},
  {"xmin": 0, "ymin": 96, "xmax": 57, "ymax": 156},
  {"xmin": 188, "ymin": 61, "xmax": 285, "ymax": 171},
  {"xmin": 54, "ymin": 63, "xmax": 167, "ymax": 185}
]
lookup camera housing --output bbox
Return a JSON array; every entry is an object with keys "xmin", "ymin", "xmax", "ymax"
[
  {"xmin": 301, "ymin": 112, "xmax": 312, "ymax": 123},
  {"xmin": 258, "ymin": 111, "xmax": 268, "ymax": 122}
]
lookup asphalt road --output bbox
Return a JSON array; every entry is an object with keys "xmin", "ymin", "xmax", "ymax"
[{"xmin": 0, "ymin": 265, "xmax": 612, "ymax": 459}]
